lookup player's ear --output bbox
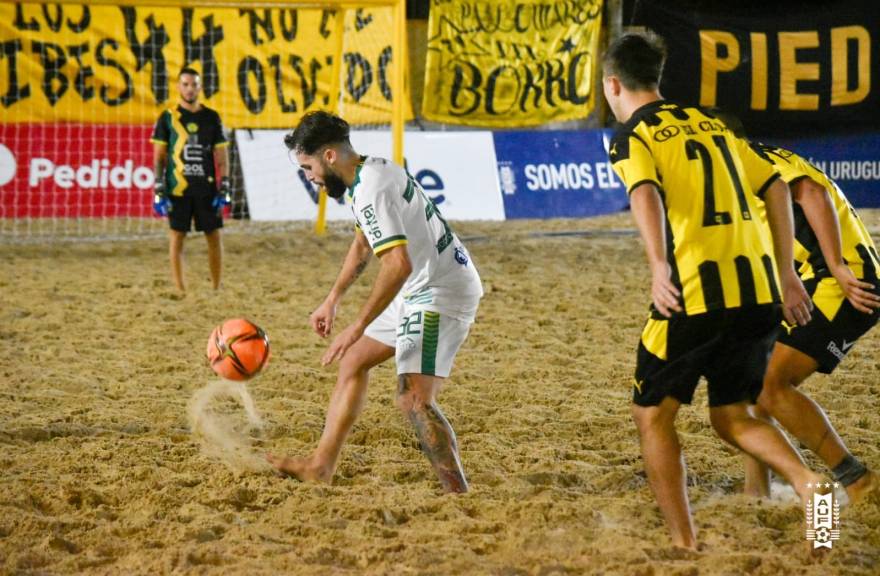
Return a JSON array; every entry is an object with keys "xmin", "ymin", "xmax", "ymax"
[
  {"xmin": 323, "ymin": 146, "xmax": 336, "ymax": 165},
  {"xmin": 606, "ymin": 75, "xmax": 622, "ymax": 97}
]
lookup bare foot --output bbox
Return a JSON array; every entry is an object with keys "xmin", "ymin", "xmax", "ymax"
[
  {"xmin": 266, "ymin": 453, "xmax": 333, "ymax": 483},
  {"xmin": 845, "ymin": 470, "xmax": 878, "ymax": 506}
]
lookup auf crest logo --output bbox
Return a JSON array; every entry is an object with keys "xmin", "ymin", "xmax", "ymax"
[{"xmin": 805, "ymin": 483, "xmax": 841, "ymax": 549}]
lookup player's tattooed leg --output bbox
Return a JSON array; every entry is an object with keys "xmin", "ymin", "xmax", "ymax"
[{"xmin": 397, "ymin": 374, "xmax": 468, "ymax": 493}]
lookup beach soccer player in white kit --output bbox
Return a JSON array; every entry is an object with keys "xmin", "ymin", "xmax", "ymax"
[{"xmin": 268, "ymin": 111, "xmax": 483, "ymax": 493}]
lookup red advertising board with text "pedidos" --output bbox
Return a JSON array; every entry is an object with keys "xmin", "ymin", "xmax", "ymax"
[{"xmin": 0, "ymin": 124, "xmax": 154, "ymax": 218}]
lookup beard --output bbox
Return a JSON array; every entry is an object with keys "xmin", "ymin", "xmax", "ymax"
[{"xmin": 323, "ymin": 171, "xmax": 348, "ymax": 199}]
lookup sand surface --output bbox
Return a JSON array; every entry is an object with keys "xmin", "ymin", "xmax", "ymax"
[{"xmin": 1, "ymin": 214, "xmax": 879, "ymax": 575}]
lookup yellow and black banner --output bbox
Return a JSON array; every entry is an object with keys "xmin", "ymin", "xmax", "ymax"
[
  {"xmin": 631, "ymin": 0, "xmax": 879, "ymax": 136},
  {"xmin": 422, "ymin": 0, "xmax": 603, "ymax": 128},
  {"xmin": 0, "ymin": 2, "xmax": 410, "ymax": 127}
]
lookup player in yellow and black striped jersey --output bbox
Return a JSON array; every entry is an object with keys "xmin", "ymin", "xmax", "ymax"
[
  {"xmin": 739, "ymin": 140, "xmax": 880, "ymax": 502},
  {"xmin": 602, "ymin": 31, "xmax": 822, "ymax": 550},
  {"xmin": 609, "ymin": 103, "xmax": 784, "ymax": 317}
]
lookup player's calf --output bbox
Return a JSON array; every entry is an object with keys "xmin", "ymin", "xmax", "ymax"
[{"xmin": 396, "ymin": 374, "xmax": 468, "ymax": 493}]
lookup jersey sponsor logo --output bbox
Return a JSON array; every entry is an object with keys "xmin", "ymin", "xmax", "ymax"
[
  {"xmin": 360, "ymin": 203, "xmax": 382, "ymax": 241},
  {"xmin": 186, "ymin": 123, "xmax": 199, "ymax": 133},
  {"xmin": 398, "ymin": 336, "xmax": 417, "ymax": 353},
  {"xmin": 650, "ymin": 120, "xmax": 727, "ymax": 143},
  {"xmin": 28, "ymin": 158, "xmax": 154, "ymax": 190},
  {"xmin": 454, "ymin": 246, "xmax": 469, "ymax": 265},
  {"xmin": 633, "ymin": 379, "xmax": 644, "ymax": 394},
  {"xmin": 182, "ymin": 134, "xmax": 206, "ymax": 176},
  {"xmin": 653, "ymin": 126, "xmax": 681, "ymax": 142},
  {"xmin": 826, "ymin": 340, "xmax": 852, "ymax": 361}
]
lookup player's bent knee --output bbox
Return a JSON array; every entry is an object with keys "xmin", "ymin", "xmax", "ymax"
[
  {"xmin": 756, "ymin": 382, "xmax": 788, "ymax": 412},
  {"xmin": 395, "ymin": 385, "xmax": 431, "ymax": 415}
]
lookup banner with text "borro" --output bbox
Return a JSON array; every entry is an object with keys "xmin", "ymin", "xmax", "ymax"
[
  {"xmin": 0, "ymin": 3, "xmax": 410, "ymax": 128},
  {"xmin": 630, "ymin": 0, "xmax": 880, "ymax": 137},
  {"xmin": 422, "ymin": 0, "xmax": 603, "ymax": 128}
]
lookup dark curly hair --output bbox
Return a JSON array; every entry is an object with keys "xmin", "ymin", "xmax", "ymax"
[{"xmin": 284, "ymin": 111, "xmax": 351, "ymax": 155}]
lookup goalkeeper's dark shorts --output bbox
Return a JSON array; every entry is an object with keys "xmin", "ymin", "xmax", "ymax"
[{"xmin": 168, "ymin": 186, "xmax": 222, "ymax": 233}]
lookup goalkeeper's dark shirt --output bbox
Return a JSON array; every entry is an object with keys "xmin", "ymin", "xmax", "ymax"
[{"xmin": 151, "ymin": 105, "xmax": 228, "ymax": 197}]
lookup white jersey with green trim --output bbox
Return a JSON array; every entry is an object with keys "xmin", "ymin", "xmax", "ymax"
[{"xmin": 349, "ymin": 157, "xmax": 483, "ymax": 320}]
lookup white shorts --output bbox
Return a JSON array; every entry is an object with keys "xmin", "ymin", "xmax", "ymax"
[{"xmin": 364, "ymin": 294, "xmax": 475, "ymax": 378}]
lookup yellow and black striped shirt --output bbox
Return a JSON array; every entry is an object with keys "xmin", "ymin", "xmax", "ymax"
[
  {"xmin": 750, "ymin": 143, "xmax": 880, "ymax": 281},
  {"xmin": 609, "ymin": 100, "xmax": 782, "ymax": 316}
]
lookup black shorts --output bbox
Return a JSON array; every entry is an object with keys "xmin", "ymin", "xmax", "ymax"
[
  {"xmin": 778, "ymin": 276, "xmax": 880, "ymax": 374},
  {"xmin": 168, "ymin": 188, "xmax": 222, "ymax": 233},
  {"xmin": 634, "ymin": 305, "xmax": 780, "ymax": 407}
]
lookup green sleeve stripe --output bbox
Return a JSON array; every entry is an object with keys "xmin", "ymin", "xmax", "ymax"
[{"xmin": 373, "ymin": 234, "xmax": 407, "ymax": 249}]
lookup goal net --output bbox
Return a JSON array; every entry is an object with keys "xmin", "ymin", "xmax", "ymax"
[{"xmin": 0, "ymin": 0, "xmax": 408, "ymax": 242}]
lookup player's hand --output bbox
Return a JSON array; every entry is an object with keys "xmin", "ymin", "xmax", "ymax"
[
  {"xmin": 830, "ymin": 263, "xmax": 880, "ymax": 314},
  {"xmin": 152, "ymin": 193, "xmax": 171, "ymax": 217},
  {"xmin": 310, "ymin": 298, "xmax": 338, "ymax": 338},
  {"xmin": 152, "ymin": 178, "xmax": 170, "ymax": 216},
  {"xmin": 780, "ymin": 269, "xmax": 813, "ymax": 326},
  {"xmin": 212, "ymin": 177, "xmax": 232, "ymax": 214},
  {"xmin": 651, "ymin": 263, "xmax": 682, "ymax": 317},
  {"xmin": 321, "ymin": 323, "xmax": 364, "ymax": 366}
]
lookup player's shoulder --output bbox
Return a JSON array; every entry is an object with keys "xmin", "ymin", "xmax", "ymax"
[
  {"xmin": 359, "ymin": 157, "xmax": 402, "ymax": 185},
  {"xmin": 353, "ymin": 157, "xmax": 405, "ymax": 203},
  {"xmin": 194, "ymin": 105, "xmax": 222, "ymax": 122},
  {"xmin": 750, "ymin": 141, "xmax": 801, "ymax": 167},
  {"xmin": 610, "ymin": 100, "xmax": 685, "ymax": 162}
]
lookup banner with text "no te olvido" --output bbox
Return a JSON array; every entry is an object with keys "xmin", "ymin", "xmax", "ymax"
[
  {"xmin": 236, "ymin": 130, "xmax": 505, "ymax": 221},
  {"xmin": 422, "ymin": 0, "xmax": 603, "ymax": 127},
  {"xmin": 630, "ymin": 0, "xmax": 880, "ymax": 137},
  {"xmin": 0, "ymin": 3, "xmax": 411, "ymax": 127}
]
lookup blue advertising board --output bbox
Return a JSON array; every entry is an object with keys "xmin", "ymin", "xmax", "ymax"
[
  {"xmin": 493, "ymin": 130, "xmax": 627, "ymax": 219},
  {"xmin": 775, "ymin": 134, "xmax": 880, "ymax": 208}
]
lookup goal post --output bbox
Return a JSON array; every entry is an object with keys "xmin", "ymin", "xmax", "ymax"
[{"xmin": 0, "ymin": 0, "xmax": 408, "ymax": 241}]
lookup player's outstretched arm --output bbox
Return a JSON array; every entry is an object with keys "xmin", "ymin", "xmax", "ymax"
[
  {"xmin": 311, "ymin": 231, "xmax": 372, "ymax": 338},
  {"xmin": 321, "ymin": 244, "xmax": 411, "ymax": 366},
  {"xmin": 763, "ymin": 178, "xmax": 812, "ymax": 326},
  {"xmin": 792, "ymin": 178, "xmax": 880, "ymax": 314},
  {"xmin": 629, "ymin": 182, "xmax": 681, "ymax": 317}
]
